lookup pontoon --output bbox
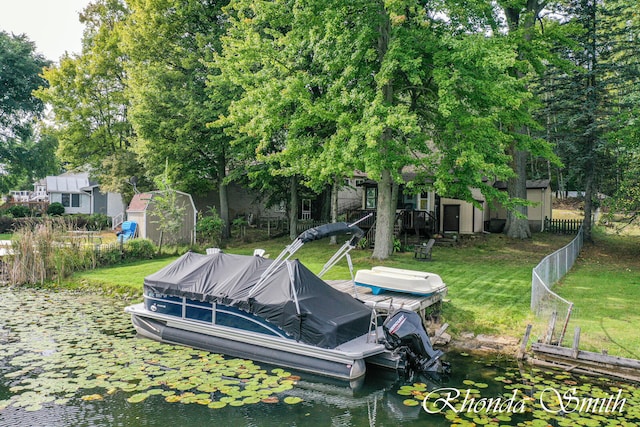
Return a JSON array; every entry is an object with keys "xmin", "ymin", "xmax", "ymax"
[{"xmin": 125, "ymin": 221, "xmax": 448, "ymax": 382}]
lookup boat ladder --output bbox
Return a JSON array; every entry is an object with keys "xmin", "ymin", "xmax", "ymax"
[{"xmin": 367, "ymin": 297, "xmax": 394, "ymax": 343}]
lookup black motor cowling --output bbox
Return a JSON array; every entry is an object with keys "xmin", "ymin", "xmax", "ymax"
[{"xmin": 383, "ymin": 309, "xmax": 449, "ymax": 375}]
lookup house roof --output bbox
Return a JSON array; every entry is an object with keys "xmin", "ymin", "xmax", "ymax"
[
  {"xmin": 45, "ymin": 172, "xmax": 97, "ymax": 194},
  {"xmin": 493, "ymin": 179, "xmax": 551, "ymax": 190}
]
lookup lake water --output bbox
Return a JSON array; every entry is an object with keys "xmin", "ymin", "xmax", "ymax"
[{"xmin": 1, "ymin": 287, "xmax": 638, "ymax": 427}]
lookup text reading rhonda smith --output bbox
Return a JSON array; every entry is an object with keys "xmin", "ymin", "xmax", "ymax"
[{"xmin": 422, "ymin": 387, "xmax": 626, "ymax": 416}]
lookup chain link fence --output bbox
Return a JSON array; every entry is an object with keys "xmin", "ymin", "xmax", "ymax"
[{"xmin": 531, "ymin": 226, "xmax": 584, "ymax": 345}]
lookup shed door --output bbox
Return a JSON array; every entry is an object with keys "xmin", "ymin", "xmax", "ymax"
[{"xmin": 443, "ymin": 205, "xmax": 460, "ymax": 232}]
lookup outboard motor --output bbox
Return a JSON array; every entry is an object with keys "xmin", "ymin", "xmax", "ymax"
[{"xmin": 383, "ymin": 309, "xmax": 450, "ymax": 376}]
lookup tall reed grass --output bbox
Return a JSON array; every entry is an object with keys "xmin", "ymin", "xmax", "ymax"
[{"xmin": 7, "ymin": 218, "xmax": 97, "ymax": 285}]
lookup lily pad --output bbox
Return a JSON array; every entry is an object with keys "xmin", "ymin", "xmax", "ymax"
[{"xmin": 283, "ymin": 396, "xmax": 303, "ymax": 405}]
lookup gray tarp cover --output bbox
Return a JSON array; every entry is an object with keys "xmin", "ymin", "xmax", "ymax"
[{"xmin": 144, "ymin": 252, "xmax": 372, "ymax": 348}]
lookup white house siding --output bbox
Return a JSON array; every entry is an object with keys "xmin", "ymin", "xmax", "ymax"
[
  {"xmin": 106, "ymin": 192, "xmax": 126, "ymax": 218},
  {"xmin": 49, "ymin": 192, "xmax": 92, "ymax": 215}
]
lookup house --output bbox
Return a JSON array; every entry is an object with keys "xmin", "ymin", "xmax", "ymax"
[
  {"xmin": 439, "ymin": 188, "xmax": 489, "ymax": 234},
  {"xmin": 351, "ymin": 175, "xmax": 440, "ymax": 238},
  {"xmin": 349, "ymin": 176, "xmax": 552, "ymax": 237},
  {"xmin": 491, "ymin": 179, "xmax": 553, "ymax": 232},
  {"xmin": 35, "ymin": 172, "xmax": 126, "ymax": 222},
  {"xmin": 126, "ymin": 191, "xmax": 197, "ymax": 245}
]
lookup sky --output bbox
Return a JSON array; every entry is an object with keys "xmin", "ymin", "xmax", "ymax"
[{"xmin": 0, "ymin": 0, "xmax": 92, "ymax": 62}]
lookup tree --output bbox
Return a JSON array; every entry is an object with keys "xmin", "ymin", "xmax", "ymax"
[
  {"xmin": 491, "ymin": 0, "xmax": 559, "ymax": 239},
  {"xmin": 151, "ymin": 162, "xmax": 187, "ymax": 253},
  {"xmin": 122, "ymin": 0, "xmax": 233, "ymax": 237},
  {"xmin": 538, "ymin": 0, "xmax": 640, "ymax": 240},
  {"xmin": 215, "ymin": 0, "xmax": 560, "ymax": 257},
  {"xmin": 34, "ymin": 0, "xmax": 143, "ymax": 198},
  {"xmin": 0, "ymin": 31, "xmax": 55, "ymax": 193},
  {"xmin": 215, "ymin": 0, "xmax": 438, "ymax": 257}
]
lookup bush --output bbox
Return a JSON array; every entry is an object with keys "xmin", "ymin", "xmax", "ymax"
[
  {"xmin": 196, "ymin": 207, "xmax": 224, "ymax": 246},
  {"xmin": 47, "ymin": 202, "xmax": 65, "ymax": 216},
  {"xmin": 75, "ymin": 213, "xmax": 111, "ymax": 230},
  {"xmin": 0, "ymin": 216, "xmax": 16, "ymax": 233},
  {"xmin": 122, "ymin": 239, "xmax": 156, "ymax": 260},
  {"xmin": 6, "ymin": 205, "xmax": 32, "ymax": 218}
]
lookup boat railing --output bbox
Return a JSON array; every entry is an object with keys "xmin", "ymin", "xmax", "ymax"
[{"xmin": 367, "ymin": 296, "xmax": 394, "ymax": 343}]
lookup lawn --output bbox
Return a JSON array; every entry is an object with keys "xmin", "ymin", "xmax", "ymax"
[
  {"xmin": 64, "ymin": 227, "xmax": 638, "ymax": 357},
  {"xmin": 553, "ymin": 230, "xmax": 640, "ymax": 358},
  {"xmin": 68, "ymin": 232, "xmax": 574, "ymax": 338}
]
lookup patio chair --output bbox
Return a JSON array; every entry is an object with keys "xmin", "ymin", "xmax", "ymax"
[
  {"xmin": 117, "ymin": 221, "xmax": 137, "ymax": 243},
  {"xmin": 414, "ymin": 238, "xmax": 435, "ymax": 261}
]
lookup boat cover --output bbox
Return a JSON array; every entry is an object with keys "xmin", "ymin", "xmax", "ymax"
[
  {"xmin": 144, "ymin": 252, "xmax": 372, "ymax": 349},
  {"xmin": 297, "ymin": 222, "xmax": 363, "ymax": 245}
]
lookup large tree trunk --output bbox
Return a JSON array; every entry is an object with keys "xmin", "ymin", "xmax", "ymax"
[
  {"xmin": 217, "ymin": 151, "xmax": 230, "ymax": 239},
  {"xmin": 502, "ymin": 3, "xmax": 541, "ymax": 239},
  {"xmin": 329, "ymin": 175, "xmax": 339, "ymax": 245},
  {"xmin": 289, "ymin": 175, "xmax": 299, "ymax": 241},
  {"xmin": 371, "ymin": 9, "xmax": 395, "ymax": 259},
  {"xmin": 372, "ymin": 169, "xmax": 394, "ymax": 259},
  {"xmin": 504, "ymin": 148, "xmax": 532, "ymax": 239},
  {"xmin": 582, "ymin": 162, "xmax": 595, "ymax": 243}
]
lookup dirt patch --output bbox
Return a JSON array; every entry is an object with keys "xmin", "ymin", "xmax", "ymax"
[
  {"xmin": 553, "ymin": 197, "xmax": 584, "ymax": 210},
  {"xmin": 428, "ymin": 325, "xmax": 522, "ymax": 356},
  {"xmin": 447, "ymin": 332, "xmax": 521, "ymax": 356}
]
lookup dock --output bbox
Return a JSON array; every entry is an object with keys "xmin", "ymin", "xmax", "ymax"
[{"xmin": 326, "ymin": 279, "xmax": 446, "ymax": 324}]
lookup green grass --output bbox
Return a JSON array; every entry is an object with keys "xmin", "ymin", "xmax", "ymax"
[
  {"xmin": 67, "ymin": 257, "xmax": 180, "ymax": 296},
  {"xmin": 60, "ymin": 229, "xmax": 638, "ymax": 357},
  {"xmin": 66, "ymin": 233, "xmax": 571, "ymax": 335},
  {"xmin": 553, "ymin": 229, "xmax": 640, "ymax": 358},
  {"xmin": 0, "ymin": 233, "xmax": 12, "ymax": 240}
]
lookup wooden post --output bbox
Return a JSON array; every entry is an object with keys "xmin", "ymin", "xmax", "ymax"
[
  {"xmin": 434, "ymin": 323, "xmax": 449, "ymax": 338},
  {"xmin": 558, "ymin": 302, "xmax": 573, "ymax": 345},
  {"xmin": 517, "ymin": 324, "xmax": 532, "ymax": 360},
  {"xmin": 545, "ymin": 311, "xmax": 558, "ymax": 344},
  {"xmin": 572, "ymin": 327, "xmax": 581, "ymax": 359}
]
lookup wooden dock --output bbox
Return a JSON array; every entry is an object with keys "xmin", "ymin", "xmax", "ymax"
[
  {"xmin": 524, "ymin": 326, "xmax": 640, "ymax": 383},
  {"xmin": 326, "ymin": 279, "xmax": 447, "ymax": 324}
]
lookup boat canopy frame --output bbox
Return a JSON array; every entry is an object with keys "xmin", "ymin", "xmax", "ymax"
[{"xmin": 248, "ymin": 215, "xmax": 371, "ymax": 300}]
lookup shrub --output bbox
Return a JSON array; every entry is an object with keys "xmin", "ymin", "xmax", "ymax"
[
  {"xmin": 75, "ymin": 213, "xmax": 111, "ymax": 230},
  {"xmin": 122, "ymin": 239, "xmax": 156, "ymax": 260},
  {"xmin": 6, "ymin": 205, "xmax": 32, "ymax": 218},
  {"xmin": 196, "ymin": 207, "xmax": 224, "ymax": 246},
  {"xmin": 47, "ymin": 202, "xmax": 65, "ymax": 216},
  {"xmin": 0, "ymin": 216, "xmax": 16, "ymax": 233},
  {"xmin": 97, "ymin": 246, "xmax": 123, "ymax": 265}
]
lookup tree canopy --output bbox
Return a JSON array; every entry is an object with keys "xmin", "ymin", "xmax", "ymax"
[
  {"xmin": 34, "ymin": 0, "xmax": 142, "ymax": 198},
  {"xmin": 0, "ymin": 31, "xmax": 56, "ymax": 193},
  {"xmin": 7, "ymin": 0, "xmax": 637, "ymax": 255}
]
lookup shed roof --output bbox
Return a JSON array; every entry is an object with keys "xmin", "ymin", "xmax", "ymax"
[
  {"xmin": 126, "ymin": 191, "xmax": 196, "ymax": 213},
  {"xmin": 127, "ymin": 192, "xmax": 153, "ymax": 212}
]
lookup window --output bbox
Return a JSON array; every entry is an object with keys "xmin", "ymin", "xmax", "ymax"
[
  {"xmin": 365, "ymin": 187, "xmax": 377, "ymax": 209},
  {"xmin": 418, "ymin": 192, "xmax": 430, "ymax": 210},
  {"xmin": 61, "ymin": 193, "xmax": 81, "ymax": 208}
]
